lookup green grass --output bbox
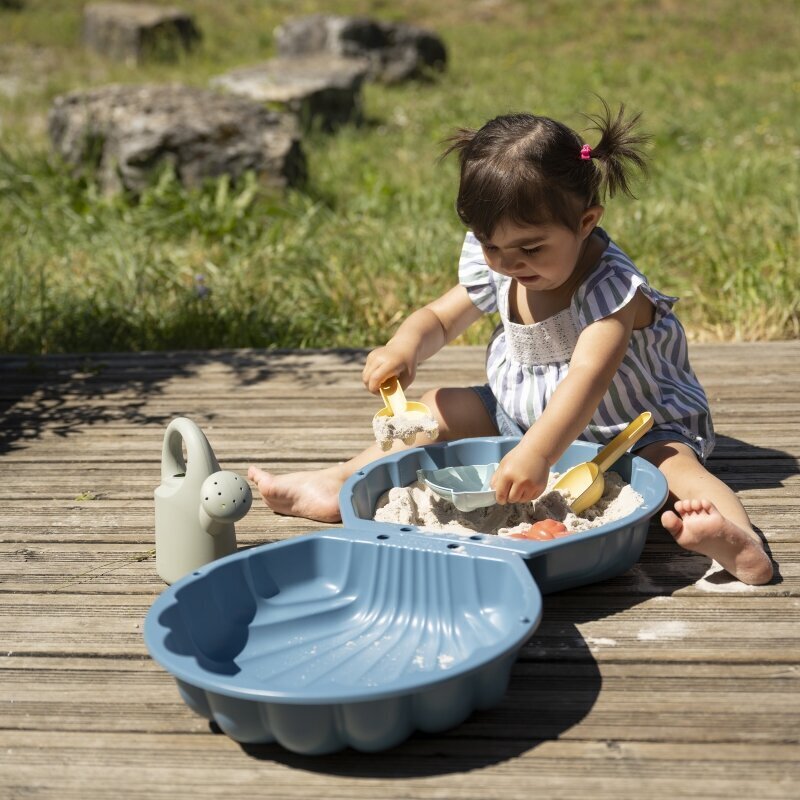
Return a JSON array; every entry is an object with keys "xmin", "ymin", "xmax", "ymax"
[{"xmin": 0, "ymin": 0, "xmax": 798, "ymax": 353}]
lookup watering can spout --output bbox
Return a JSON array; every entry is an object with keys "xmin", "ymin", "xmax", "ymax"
[{"xmin": 154, "ymin": 417, "xmax": 252, "ymax": 584}]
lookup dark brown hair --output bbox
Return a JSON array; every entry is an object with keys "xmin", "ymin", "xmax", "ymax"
[{"xmin": 441, "ymin": 98, "xmax": 650, "ymax": 237}]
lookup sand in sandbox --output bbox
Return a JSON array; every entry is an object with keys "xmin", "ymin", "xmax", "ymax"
[{"xmin": 374, "ymin": 471, "xmax": 644, "ymax": 537}]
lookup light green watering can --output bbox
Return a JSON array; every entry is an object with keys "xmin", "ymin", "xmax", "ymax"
[{"xmin": 154, "ymin": 417, "xmax": 252, "ymax": 584}]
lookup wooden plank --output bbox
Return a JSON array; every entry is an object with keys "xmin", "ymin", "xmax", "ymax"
[{"xmin": 1, "ymin": 731, "xmax": 798, "ymax": 800}]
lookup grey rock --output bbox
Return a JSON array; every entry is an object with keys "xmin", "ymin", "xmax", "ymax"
[
  {"xmin": 82, "ymin": 2, "xmax": 201, "ymax": 64},
  {"xmin": 274, "ymin": 15, "xmax": 447, "ymax": 83},
  {"xmin": 0, "ymin": 75, "xmax": 20, "ymax": 97},
  {"xmin": 211, "ymin": 55, "xmax": 369, "ymax": 132},
  {"xmin": 0, "ymin": 44, "xmax": 61, "ymax": 97},
  {"xmin": 48, "ymin": 84, "xmax": 306, "ymax": 194}
]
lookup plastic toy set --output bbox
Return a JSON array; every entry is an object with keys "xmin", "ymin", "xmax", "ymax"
[{"xmin": 144, "ymin": 419, "xmax": 667, "ymax": 755}]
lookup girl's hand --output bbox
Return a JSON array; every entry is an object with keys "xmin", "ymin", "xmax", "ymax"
[
  {"xmin": 362, "ymin": 342, "xmax": 418, "ymax": 395},
  {"xmin": 362, "ymin": 287, "xmax": 485, "ymax": 396},
  {"xmin": 491, "ymin": 442, "xmax": 550, "ymax": 505}
]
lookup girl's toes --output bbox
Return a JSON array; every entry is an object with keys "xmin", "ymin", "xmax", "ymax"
[
  {"xmin": 673, "ymin": 499, "xmax": 691, "ymax": 516},
  {"xmin": 661, "ymin": 509, "xmax": 683, "ymax": 535},
  {"xmin": 247, "ymin": 466, "xmax": 273, "ymax": 495}
]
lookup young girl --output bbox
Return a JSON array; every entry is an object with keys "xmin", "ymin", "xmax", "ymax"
[{"xmin": 249, "ymin": 101, "xmax": 773, "ymax": 586}]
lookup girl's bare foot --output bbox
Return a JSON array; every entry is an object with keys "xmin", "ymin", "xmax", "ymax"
[
  {"xmin": 247, "ymin": 466, "xmax": 344, "ymax": 523},
  {"xmin": 661, "ymin": 499, "xmax": 773, "ymax": 585}
]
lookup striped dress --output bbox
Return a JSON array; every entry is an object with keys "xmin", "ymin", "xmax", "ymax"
[{"xmin": 458, "ymin": 229, "xmax": 715, "ymax": 460}]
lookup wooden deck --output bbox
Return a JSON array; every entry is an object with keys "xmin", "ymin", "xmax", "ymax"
[{"xmin": 1, "ymin": 342, "xmax": 799, "ymax": 799}]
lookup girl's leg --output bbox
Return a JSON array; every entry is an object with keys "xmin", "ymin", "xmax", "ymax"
[
  {"xmin": 638, "ymin": 441, "xmax": 773, "ymax": 585},
  {"xmin": 248, "ymin": 387, "xmax": 499, "ymax": 523}
]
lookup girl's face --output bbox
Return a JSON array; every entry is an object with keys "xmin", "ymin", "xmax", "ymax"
[{"xmin": 476, "ymin": 210, "xmax": 603, "ymax": 292}]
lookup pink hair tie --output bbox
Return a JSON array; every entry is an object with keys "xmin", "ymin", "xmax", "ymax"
[{"xmin": 580, "ymin": 144, "xmax": 592, "ymax": 160}]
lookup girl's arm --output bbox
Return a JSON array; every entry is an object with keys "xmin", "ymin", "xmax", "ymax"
[
  {"xmin": 363, "ymin": 285, "xmax": 483, "ymax": 394},
  {"xmin": 492, "ymin": 295, "xmax": 641, "ymax": 504}
]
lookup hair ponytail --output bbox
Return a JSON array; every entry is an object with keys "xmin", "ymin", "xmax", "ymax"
[
  {"xmin": 439, "ymin": 127, "xmax": 477, "ymax": 163},
  {"xmin": 583, "ymin": 97, "xmax": 650, "ymax": 199},
  {"xmin": 441, "ymin": 99, "xmax": 650, "ymax": 237}
]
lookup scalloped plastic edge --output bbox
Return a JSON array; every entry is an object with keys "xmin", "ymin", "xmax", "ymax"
[{"xmin": 175, "ymin": 651, "xmax": 517, "ymax": 754}]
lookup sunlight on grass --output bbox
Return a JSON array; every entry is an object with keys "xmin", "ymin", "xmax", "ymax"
[{"xmin": 0, "ymin": 0, "xmax": 797, "ymax": 352}]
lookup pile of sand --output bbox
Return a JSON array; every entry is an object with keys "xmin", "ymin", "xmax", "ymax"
[
  {"xmin": 373, "ymin": 410, "xmax": 439, "ymax": 451},
  {"xmin": 374, "ymin": 471, "xmax": 643, "ymax": 537}
]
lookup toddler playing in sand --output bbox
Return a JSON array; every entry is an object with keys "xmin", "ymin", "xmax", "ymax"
[{"xmin": 249, "ymin": 100, "xmax": 773, "ymax": 586}]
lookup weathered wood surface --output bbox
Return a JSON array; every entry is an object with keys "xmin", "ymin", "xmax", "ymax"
[{"xmin": 1, "ymin": 342, "xmax": 798, "ymax": 799}]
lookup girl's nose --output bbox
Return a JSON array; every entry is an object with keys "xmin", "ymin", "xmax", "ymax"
[{"xmin": 499, "ymin": 251, "xmax": 524, "ymax": 273}]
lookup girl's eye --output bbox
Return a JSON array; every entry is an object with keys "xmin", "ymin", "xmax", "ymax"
[{"xmin": 520, "ymin": 246, "xmax": 541, "ymax": 256}]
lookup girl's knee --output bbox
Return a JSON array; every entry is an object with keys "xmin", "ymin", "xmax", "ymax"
[
  {"xmin": 420, "ymin": 387, "xmax": 470, "ymax": 416},
  {"xmin": 419, "ymin": 387, "xmax": 441, "ymax": 410},
  {"xmin": 420, "ymin": 387, "xmax": 497, "ymax": 439}
]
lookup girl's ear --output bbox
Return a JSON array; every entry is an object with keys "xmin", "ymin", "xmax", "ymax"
[{"xmin": 580, "ymin": 205, "xmax": 604, "ymax": 238}]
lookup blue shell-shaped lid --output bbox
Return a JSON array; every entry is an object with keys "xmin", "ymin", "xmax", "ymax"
[
  {"xmin": 417, "ymin": 463, "xmax": 498, "ymax": 512},
  {"xmin": 144, "ymin": 527, "xmax": 542, "ymax": 705}
]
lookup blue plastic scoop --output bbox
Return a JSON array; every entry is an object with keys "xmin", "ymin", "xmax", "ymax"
[{"xmin": 417, "ymin": 463, "xmax": 499, "ymax": 512}]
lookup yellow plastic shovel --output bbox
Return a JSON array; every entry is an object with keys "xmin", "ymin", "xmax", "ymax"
[
  {"xmin": 553, "ymin": 411, "xmax": 654, "ymax": 514},
  {"xmin": 372, "ymin": 376, "xmax": 437, "ymax": 448}
]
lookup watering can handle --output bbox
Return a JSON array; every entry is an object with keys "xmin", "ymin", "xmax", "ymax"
[
  {"xmin": 160, "ymin": 417, "xmax": 221, "ymax": 482},
  {"xmin": 591, "ymin": 412, "xmax": 654, "ymax": 474}
]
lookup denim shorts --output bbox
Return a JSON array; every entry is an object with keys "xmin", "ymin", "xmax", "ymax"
[
  {"xmin": 469, "ymin": 384, "xmax": 708, "ymax": 462},
  {"xmin": 470, "ymin": 384, "xmax": 524, "ymax": 438}
]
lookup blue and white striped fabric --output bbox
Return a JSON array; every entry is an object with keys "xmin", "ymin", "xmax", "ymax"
[{"xmin": 458, "ymin": 229, "xmax": 715, "ymax": 460}]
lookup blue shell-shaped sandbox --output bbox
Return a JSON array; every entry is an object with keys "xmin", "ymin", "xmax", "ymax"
[
  {"xmin": 144, "ymin": 528, "xmax": 542, "ymax": 754},
  {"xmin": 341, "ymin": 437, "xmax": 669, "ymax": 594}
]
